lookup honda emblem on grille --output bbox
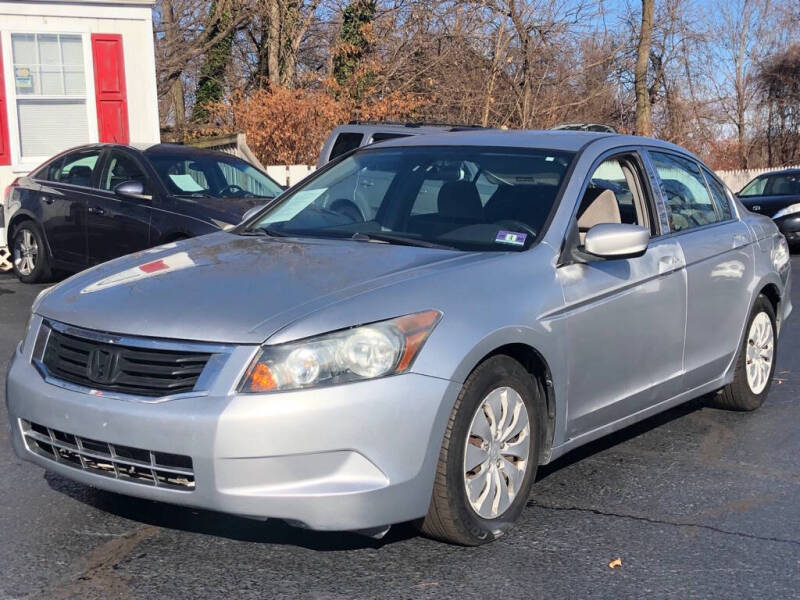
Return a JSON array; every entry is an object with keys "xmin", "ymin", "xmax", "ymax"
[{"xmin": 87, "ymin": 349, "xmax": 118, "ymax": 384}]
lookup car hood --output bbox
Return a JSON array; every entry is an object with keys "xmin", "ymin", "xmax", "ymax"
[
  {"xmin": 176, "ymin": 195, "xmax": 270, "ymax": 222},
  {"xmin": 36, "ymin": 232, "xmax": 488, "ymax": 344}
]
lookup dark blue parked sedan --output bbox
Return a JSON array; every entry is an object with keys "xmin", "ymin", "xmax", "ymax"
[
  {"xmin": 737, "ymin": 169, "xmax": 800, "ymax": 246},
  {"xmin": 3, "ymin": 143, "xmax": 284, "ymax": 282}
]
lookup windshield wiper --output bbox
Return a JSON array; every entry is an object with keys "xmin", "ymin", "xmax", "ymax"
[
  {"xmin": 350, "ymin": 232, "xmax": 455, "ymax": 250},
  {"xmin": 237, "ymin": 225, "xmax": 289, "ymax": 237}
]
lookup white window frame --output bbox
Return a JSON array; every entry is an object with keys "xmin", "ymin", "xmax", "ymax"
[{"xmin": 1, "ymin": 27, "xmax": 98, "ymax": 173}]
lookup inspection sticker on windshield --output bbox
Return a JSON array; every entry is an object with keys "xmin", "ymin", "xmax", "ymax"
[{"xmin": 495, "ymin": 230, "xmax": 527, "ymax": 246}]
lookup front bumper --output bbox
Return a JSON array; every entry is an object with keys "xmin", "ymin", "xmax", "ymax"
[{"xmin": 6, "ymin": 329, "xmax": 459, "ymax": 531}]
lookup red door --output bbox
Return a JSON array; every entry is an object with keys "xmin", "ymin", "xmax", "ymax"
[
  {"xmin": 0, "ymin": 39, "xmax": 11, "ymax": 165},
  {"xmin": 91, "ymin": 34, "xmax": 129, "ymax": 144}
]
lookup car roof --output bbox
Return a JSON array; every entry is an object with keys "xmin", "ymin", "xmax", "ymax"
[
  {"xmin": 748, "ymin": 168, "xmax": 800, "ymax": 178},
  {"xmin": 367, "ymin": 129, "xmax": 690, "ymax": 154},
  {"xmin": 330, "ymin": 123, "xmax": 479, "ymax": 136},
  {"xmin": 66, "ymin": 142, "xmax": 242, "ymax": 160}
]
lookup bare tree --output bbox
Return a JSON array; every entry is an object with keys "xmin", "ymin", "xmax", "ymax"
[
  {"xmin": 710, "ymin": 0, "xmax": 775, "ymax": 168},
  {"xmin": 634, "ymin": 0, "xmax": 654, "ymax": 135}
]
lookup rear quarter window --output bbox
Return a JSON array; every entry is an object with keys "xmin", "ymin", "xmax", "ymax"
[{"xmin": 329, "ymin": 133, "xmax": 364, "ymax": 161}]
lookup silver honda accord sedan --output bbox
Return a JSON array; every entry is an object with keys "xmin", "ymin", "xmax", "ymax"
[{"xmin": 6, "ymin": 131, "xmax": 792, "ymax": 545}]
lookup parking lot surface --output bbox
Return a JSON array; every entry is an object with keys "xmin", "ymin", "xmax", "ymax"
[{"xmin": 2, "ymin": 262, "xmax": 800, "ymax": 599}]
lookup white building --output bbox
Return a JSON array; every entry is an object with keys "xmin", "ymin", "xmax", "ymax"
[{"xmin": 0, "ymin": 0, "xmax": 160, "ymax": 247}]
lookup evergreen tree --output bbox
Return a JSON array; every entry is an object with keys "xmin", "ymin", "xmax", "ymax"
[{"xmin": 192, "ymin": 1, "xmax": 234, "ymax": 123}]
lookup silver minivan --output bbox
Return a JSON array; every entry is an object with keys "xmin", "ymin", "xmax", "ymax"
[{"xmin": 7, "ymin": 130, "xmax": 791, "ymax": 545}]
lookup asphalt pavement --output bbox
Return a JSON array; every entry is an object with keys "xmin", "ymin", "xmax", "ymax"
[{"xmin": 1, "ymin": 261, "xmax": 799, "ymax": 599}]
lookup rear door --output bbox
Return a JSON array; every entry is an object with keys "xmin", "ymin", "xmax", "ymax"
[
  {"xmin": 87, "ymin": 148, "xmax": 152, "ymax": 264},
  {"xmin": 646, "ymin": 150, "xmax": 754, "ymax": 389},
  {"xmin": 36, "ymin": 148, "xmax": 103, "ymax": 267}
]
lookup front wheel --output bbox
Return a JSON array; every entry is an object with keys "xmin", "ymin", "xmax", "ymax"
[
  {"xmin": 712, "ymin": 295, "xmax": 777, "ymax": 411},
  {"xmin": 419, "ymin": 355, "xmax": 543, "ymax": 545},
  {"xmin": 11, "ymin": 221, "xmax": 51, "ymax": 284}
]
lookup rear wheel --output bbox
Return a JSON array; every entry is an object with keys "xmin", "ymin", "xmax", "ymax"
[
  {"xmin": 712, "ymin": 295, "xmax": 776, "ymax": 411},
  {"xmin": 419, "ymin": 355, "xmax": 542, "ymax": 545},
  {"xmin": 11, "ymin": 221, "xmax": 51, "ymax": 284}
]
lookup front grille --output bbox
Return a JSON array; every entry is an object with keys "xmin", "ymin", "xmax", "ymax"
[
  {"xmin": 21, "ymin": 420, "xmax": 195, "ymax": 490},
  {"xmin": 42, "ymin": 327, "xmax": 211, "ymax": 398}
]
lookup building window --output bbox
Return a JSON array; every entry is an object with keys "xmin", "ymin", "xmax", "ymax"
[{"xmin": 10, "ymin": 33, "xmax": 89, "ymax": 159}]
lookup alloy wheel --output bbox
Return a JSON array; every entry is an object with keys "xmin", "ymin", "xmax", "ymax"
[
  {"xmin": 13, "ymin": 229, "xmax": 38, "ymax": 276},
  {"xmin": 745, "ymin": 311, "xmax": 773, "ymax": 395},
  {"xmin": 463, "ymin": 386, "xmax": 531, "ymax": 519}
]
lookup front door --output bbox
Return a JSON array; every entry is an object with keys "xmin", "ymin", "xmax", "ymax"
[
  {"xmin": 87, "ymin": 149, "xmax": 152, "ymax": 264},
  {"xmin": 558, "ymin": 151, "xmax": 688, "ymax": 439}
]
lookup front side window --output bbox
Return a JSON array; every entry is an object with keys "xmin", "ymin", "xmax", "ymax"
[
  {"xmin": 576, "ymin": 155, "xmax": 651, "ymax": 242},
  {"xmin": 250, "ymin": 146, "xmax": 574, "ymax": 252},
  {"xmin": 147, "ymin": 152, "xmax": 283, "ymax": 198},
  {"xmin": 52, "ymin": 149, "xmax": 101, "ymax": 187},
  {"xmin": 739, "ymin": 176, "xmax": 767, "ymax": 197},
  {"xmin": 11, "ymin": 33, "xmax": 89, "ymax": 159},
  {"xmin": 650, "ymin": 152, "xmax": 720, "ymax": 232},
  {"xmin": 101, "ymin": 152, "xmax": 147, "ymax": 191}
]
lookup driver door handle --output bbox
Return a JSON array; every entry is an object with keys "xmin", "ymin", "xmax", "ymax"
[{"xmin": 88, "ymin": 206, "xmax": 105, "ymax": 216}]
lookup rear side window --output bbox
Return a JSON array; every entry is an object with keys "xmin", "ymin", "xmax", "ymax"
[
  {"xmin": 702, "ymin": 167, "xmax": 732, "ymax": 220},
  {"xmin": 34, "ymin": 156, "xmax": 65, "ymax": 181},
  {"xmin": 370, "ymin": 133, "xmax": 410, "ymax": 143},
  {"xmin": 329, "ymin": 133, "xmax": 364, "ymax": 161},
  {"xmin": 650, "ymin": 151, "xmax": 720, "ymax": 232},
  {"xmin": 43, "ymin": 149, "xmax": 101, "ymax": 188}
]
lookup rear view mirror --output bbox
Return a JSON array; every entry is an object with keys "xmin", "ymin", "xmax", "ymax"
[
  {"xmin": 114, "ymin": 180, "xmax": 151, "ymax": 201},
  {"xmin": 584, "ymin": 223, "xmax": 649, "ymax": 259}
]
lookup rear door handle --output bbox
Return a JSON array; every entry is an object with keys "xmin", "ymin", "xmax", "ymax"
[
  {"xmin": 41, "ymin": 195, "xmax": 54, "ymax": 205},
  {"xmin": 88, "ymin": 206, "xmax": 105, "ymax": 216}
]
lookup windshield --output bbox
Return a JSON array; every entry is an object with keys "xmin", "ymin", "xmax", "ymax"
[
  {"xmin": 148, "ymin": 152, "xmax": 283, "ymax": 199},
  {"xmin": 249, "ymin": 146, "xmax": 573, "ymax": 252}
]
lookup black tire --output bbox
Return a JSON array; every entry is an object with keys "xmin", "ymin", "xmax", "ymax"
[
  {"xmin": 711, "ymin": 295, "xmax": 777, "ymax": 411},
  {"xmin": 419, "ymin": 355, "xmax": 543, "ymax": 545},
  {"xmin": 11, "ymin": 220, "xmax": 51, "ymax": 284}
]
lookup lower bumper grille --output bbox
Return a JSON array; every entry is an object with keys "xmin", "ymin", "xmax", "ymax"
[{"xmin": 21, "ymin": 420, "xmax": 195, "ymax": 491}]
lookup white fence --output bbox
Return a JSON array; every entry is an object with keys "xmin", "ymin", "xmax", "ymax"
[
  {"xmin": 265, "ymin": 164, "xmax": 317, "ymax": 187},
  {"xmin": 715, "ymin": 165, "xmax": 800, "ymax": 193}
]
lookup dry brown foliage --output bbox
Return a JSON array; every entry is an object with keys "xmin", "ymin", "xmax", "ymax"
[{"xmin": 205, "ymin": 83, "xmax": 425, "ymax": 165}]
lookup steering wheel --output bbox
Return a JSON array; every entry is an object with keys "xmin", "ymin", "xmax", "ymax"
[
  {"xmin": 219, "ymin": 184, "xmax": 247, "ymax": 197},
  {"xmin": 494, "ymin": 219, "xmax": 537, "ymax": 239}
]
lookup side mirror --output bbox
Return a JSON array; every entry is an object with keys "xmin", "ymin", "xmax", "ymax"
[
  {"xmin": 242, "ymin": 204, "xmax": 265, "ymax": 222},
  {"xmin": 114, "ymin": 180, "xmax": 151, "ymax": 201},
  {"xmin": 584, "ymin": 223, "xmax": 650, "ymax": 259}
]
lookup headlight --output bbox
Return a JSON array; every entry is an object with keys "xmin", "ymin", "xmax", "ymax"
[
  {"xmin": 772, "ymin": 203, "xmax": 800, "ymax": 220},
  {"xmin": 239, "ymin": 310, "xmax": 442, "ymax": 393},
  {"xmin": 772, "ymin": 235, "xmax": 790, "ymax": 272}
]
